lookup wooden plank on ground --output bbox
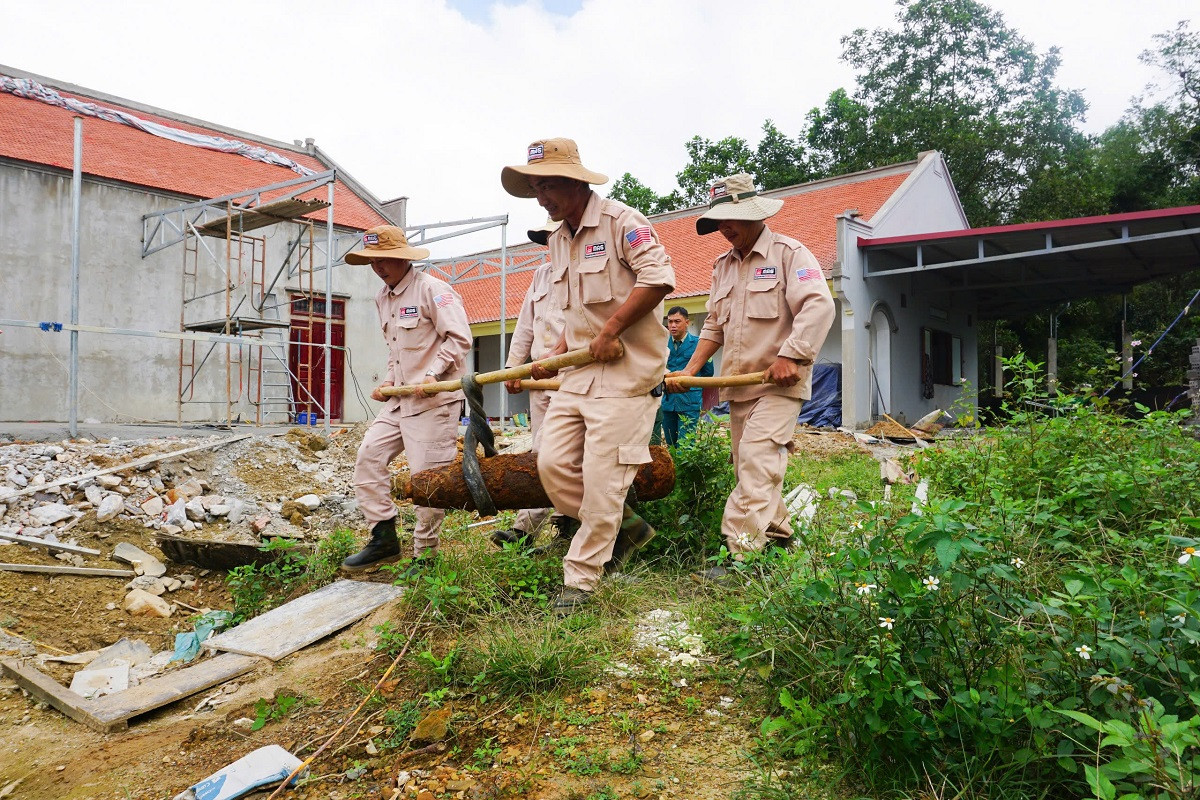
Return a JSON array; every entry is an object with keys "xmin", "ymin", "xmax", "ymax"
[
  {"xmin": 0, "ymin": 531, "xmax": 101, "ymax": 556},
  {"xmin": 0, "ymin": 658, "xmax": 104, "ymax": 731},
  {"xmin": 0, "ymin": 435, "xmax": 251, "ymax": 501},
  {"xmin": 89, "ymin": 653, "xmax": 261, "ymax": 730},
  {"xmin": 204, "ymin": 579, "xmax": 404, "ymax": 661},
  {"xmin": 0, "ymin": 563, "xmax": 133, "ymax": 578}
]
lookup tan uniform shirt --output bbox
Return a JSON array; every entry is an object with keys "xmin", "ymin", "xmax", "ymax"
[
  {"xmin": 700, "ymin": 225, "xmax": 836, "ymax": 402},
  {"xmin": 377, "ymin": 268, "xmax": 471, "ymax": 417},
  {"xmin": 548, "ymin": 193, "xmax": 675, "ymax": 397},
  {"xmin": 505, "ymin": 261, "xmax": 565, "ymax": 367}
]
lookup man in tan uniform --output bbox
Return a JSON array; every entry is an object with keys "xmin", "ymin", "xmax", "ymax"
[
  {"xmin": 495, "ymin": 219, "xmax": 574, "ymax": 548},
  {"xmin": 341, "ymin": 225, "xmax": 472, "ymax": 570},
  {"xmin": 666, "ymin": 174, "xmax": 835, "ymax": 580},
  {"xmin": 501, "ymin": 138, "xmax": 675, "ymax": 611}
]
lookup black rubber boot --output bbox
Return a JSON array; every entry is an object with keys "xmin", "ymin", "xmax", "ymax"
[
  {"xmin": 552, "ymin": 516, "xmax": 580, "ymax": 540},
  {"xmin": 341, "ymin": 518, "xmax": 401, "ymax": 571},
  {"xmin": 490, "ymin": 527, "xmax": 533, "ymax": 549}
]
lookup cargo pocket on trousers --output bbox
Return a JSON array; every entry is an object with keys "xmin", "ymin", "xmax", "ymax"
[{"xmin": 611, "ymin": 443, "xmax": 652, "ymax": 495}]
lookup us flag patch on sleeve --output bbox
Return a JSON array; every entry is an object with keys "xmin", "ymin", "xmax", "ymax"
[
  {"xmin": 796, "ymin": 267, "xmax": 821, "ymax": 281},
  {"xmin": 434, "ymin": 292, "xmax": 457, "ymax": 308},
  {"xmin": 625, "ymin": 226, "xmax": 653, "ymax": 249}
]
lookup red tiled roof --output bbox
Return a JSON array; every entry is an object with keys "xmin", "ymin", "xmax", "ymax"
[
  {"xmin": 0, "ymin": 82, "xmax": 388, "ymax": 231},
  {"xmin": 444, "ymin": 249, "xmax": 547, "ymax": 326},
  {"xmin": 455, "ymin": 166, "xmax": 915, "ymax": 324}
]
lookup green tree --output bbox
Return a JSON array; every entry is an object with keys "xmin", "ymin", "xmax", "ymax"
[
  {"xmin": 607, "ymin": 173, "xmax": 681, "ymax": 216},
  {"xmin": 1096, "ymin": 21, "xmax": 1200, "ymax": 211},
  {"xmin": 807, "ymin": 0, "xmax": 1100, "ymax": 225},
  {"xmin": 752, "ymin": 120, "xmax": 817, "ymax": 190},
  {"xmin": 674, "ymin": 135, "xmax": 757, "ymax": 207}
]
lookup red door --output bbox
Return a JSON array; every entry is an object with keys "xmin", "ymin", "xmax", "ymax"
[{"xmin": 289, "ymin": 296, "xmax": 345, "ymax": 421}]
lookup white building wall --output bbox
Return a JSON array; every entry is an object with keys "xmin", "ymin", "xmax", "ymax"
[
  {"xmin": 835, "ymin": 153, "xmax": 977, "ymax": 428},
  {"xmin": 0, "ymin": 163, "xmax": 385, "ymax": 424}
]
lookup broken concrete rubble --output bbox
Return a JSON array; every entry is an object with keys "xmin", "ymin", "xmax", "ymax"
[
  {"xmin": 123, "ymin": 588, "xmax": 174, "ymax": 618},
  {"xmin": 112, "ymin": 542, "xmax": 167, "ymax": 578}
]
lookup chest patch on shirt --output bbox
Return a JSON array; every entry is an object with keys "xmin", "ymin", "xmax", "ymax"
[
  {"xmin": 584, "ymin": 242, "xmax": 607, "ymax": 258},
  {"xmin": 434, "ymin": 292, "xmax": 457, "ymax": 308},
  {"xmin": 796, "ymin": 267, "xmax": 822, "ymax": 282},
  {"xmin": 754, "ymin": 266, "xmax": 777, "ymax": 280},
  {"xmin": 399, "ymin": 306, "xmax": 419, "ymax": 318},
  {"xmin": 625, "ymin": 226, "xmax": 653, "ymax": 249}
]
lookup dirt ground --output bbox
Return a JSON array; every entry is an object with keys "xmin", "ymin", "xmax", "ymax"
[{"xmin": 0, "ymin": 424, "xmax": 874, "ymax": 800}]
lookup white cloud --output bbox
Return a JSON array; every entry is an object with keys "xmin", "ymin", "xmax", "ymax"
[{"xmin": 1, "ymin": 0, "xmax": 1194, "ymax": 256}]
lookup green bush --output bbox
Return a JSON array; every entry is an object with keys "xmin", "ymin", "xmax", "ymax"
[
  {"xmin": 225, "ymin": 529, "xmax": 358, "ymax": 623},
  {"xmin": 721, "ymin": 360, "xmax": 1200, "ymax": 799},
  {"xmin": 642, "ymin": 417, "xmax": 735, "ymax": 564}
]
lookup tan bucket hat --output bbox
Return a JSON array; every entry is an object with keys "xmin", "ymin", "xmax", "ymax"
[
  {"xmin": 344, "ymin": 225, "xmax": 430, "ymax": 264},
  {"xmin": 527, "ymin": 218, "xmax": 562, "ymax": 246},
  {"xmin": 695, "ymin": 173, "xmax": 784, "ymax": 235},
  {"xmin": 501, "ymin": 138, "xmax": 608, "ymax": 198}
]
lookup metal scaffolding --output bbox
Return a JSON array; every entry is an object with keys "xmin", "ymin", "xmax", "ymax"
[{"xmin": 142, "ymin": 170, "xmax": 355, "ymax": 434}]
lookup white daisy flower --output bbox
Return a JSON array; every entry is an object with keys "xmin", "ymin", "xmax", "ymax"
[
  {"xmin": 922, "ymin": 576, "xmax": 940, "ymax": 592},
  {"xmin": 878, "ymin": 617, "xmax": 894, "ymax": 630},
  {"xmin": 1076, "ymin": 645, "xmax": 1092, "ymax": 661}
]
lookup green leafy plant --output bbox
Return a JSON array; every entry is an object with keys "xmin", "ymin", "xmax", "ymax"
[
  {"xmin": 251, "ymin": 693, "xmax": 299, "ymax": 730},
  {"xmin": 642, "ymin": 418, "xmax": 736, "ymax": 564},
  {"xmin": 716, "ymin": 358, "xmax": 1200, "ymax": 798}
]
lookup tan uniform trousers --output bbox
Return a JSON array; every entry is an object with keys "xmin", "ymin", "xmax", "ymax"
[
  {"xmin": 353, "ymin": 403, "xmax": 458, "ymax": 557},
  {"xmin": 724, "ymin": 394, "xmax": 802, "ymax": 556},
  {"xmin": 514, "ymin": 388, "xmax": 554, "ymax": 535},
  {"xmin": 538, "ymin": 391, "xmax": 658, "ymax": 592}
]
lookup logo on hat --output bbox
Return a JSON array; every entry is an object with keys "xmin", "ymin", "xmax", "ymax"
[
  {"xmin": 528, "ymin": 144, "xmax": 545, "ymax": 162},
  {"xmin": 364, "ymin": 233, "xmax": 380, "ymax": 245},
  {"xmin": 710, "ymin": 183, "xmax": 728, "ymax": 200}
]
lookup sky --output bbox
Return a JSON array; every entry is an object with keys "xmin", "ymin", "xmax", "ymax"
[{"xmin": 1, "ymin": 0, "xmax": 1195, "ymax": 256}]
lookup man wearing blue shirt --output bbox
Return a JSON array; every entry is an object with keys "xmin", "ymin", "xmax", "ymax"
[{"xmin": 659, "ymin": 306, "xmax": 713, "ymax": 446}]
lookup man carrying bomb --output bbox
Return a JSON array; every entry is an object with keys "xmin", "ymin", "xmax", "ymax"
[
  {"xmin": 495, "ymin": 219, "xmax": 578, "ymax": 549},
  {"xmin": 341, "ymin": 226, "xmax": 472, "ymax": 571},
  {"xmin": 501, "ymin": 137, "xmax": 675, "ymax": 612},
  {"xmin": 667, "ymin": 173, "xmax": 835, "ymax": 581}
]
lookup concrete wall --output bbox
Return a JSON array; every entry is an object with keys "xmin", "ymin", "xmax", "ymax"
[
  {"xmin": 834, "ymin": 153, "xmax": 976, "ymax": 428},
  {"xmin": 0, "ymin": 162, "xmax": 386, "ymax": 424}
]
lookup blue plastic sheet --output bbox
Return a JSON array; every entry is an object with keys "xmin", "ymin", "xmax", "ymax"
[
  {"xmin": 170, "ymin": 610, "xmax": 233, "ymax": 663},
  {"xmin": 707, "ymin": 363, "xmax": 842, "ymax": 428},
  {"xmin": 797, "ymin": 363, "xmax": 841, "ymax": 428}
]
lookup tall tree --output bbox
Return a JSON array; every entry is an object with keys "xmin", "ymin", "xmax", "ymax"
[
  {"xmin": 674, "ymin": 135, "xmax": 757, "ymax": 207},
  {"xmin": 1096, "ymin": 21, "xmax": 1200, "ymax": 211},
  {"xmin": 807, "ymin": 0, "xmax": 1099, "ymax": 225},
  {"xmin": 607, "ymin": 173, "xmax": 681, "ymax": 216}
]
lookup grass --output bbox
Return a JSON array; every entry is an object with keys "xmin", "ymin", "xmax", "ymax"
[{"xmin": 310, "ymin": 445, "xmax": 889, "ymax": 799}]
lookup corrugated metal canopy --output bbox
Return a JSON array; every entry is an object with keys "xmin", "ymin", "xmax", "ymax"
[{"xmin": 858, "ymin": 205, "xmax": 1200, "ymax": 318}]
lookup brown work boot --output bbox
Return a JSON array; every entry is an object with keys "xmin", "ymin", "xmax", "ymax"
[
  {"xmin": 604, "ymin": 505, "xmax": 656, "ymax": 575},
  {"xmin": 341, "ymin": 518, "xmax": 401, "ymax": 571},
  {"xmin": 552, "ymin": 586, "xmax": 593, "ymax": 615}
]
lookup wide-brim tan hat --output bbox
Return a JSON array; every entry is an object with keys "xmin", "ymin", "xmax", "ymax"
[
  {"xmin": 501, "ymin": 138, "xmax": 608, "ymax": 198},
  {"xmin": 527, "ymin": 218, "xmax": 562, "ymax": 246},
  {"xmin": 695, "ymin": 173, "xmax": 784, "ymax": 235},
  {"xmin": 344, "ymin": 225, "xmax": 430, "ymax": 264}
]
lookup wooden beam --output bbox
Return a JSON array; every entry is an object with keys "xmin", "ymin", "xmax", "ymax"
[
  {"xmin": 89, "ymin": 653, "xmax": 261, "ymax": 730},
  {"xmin": 0, "ymin": 563, "xmax": 134, "ymax": 578},
  {"xmin": 0, "ymin": 435, "xmax": 251, "ymax": 501},
  {"xmin": 0, "ymin": 531, "xmax": 100, "ymax": 556},
  {"xmin": 0, "ymin": 658, "xmax": 105, "ymax": 730}
]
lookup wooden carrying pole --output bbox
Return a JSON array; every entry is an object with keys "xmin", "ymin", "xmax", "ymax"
[
  {"xmin": 379, "ymin": 347, "xmax": 598, "ymax": 398},
  {"xmin": 516, "ymin": 370, "xmax": 770, "ymax": 393}
]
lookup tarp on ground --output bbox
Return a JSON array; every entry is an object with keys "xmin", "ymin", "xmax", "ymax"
[{"xmin": 708, "ymin": 362, "xmax": 842, "ymax": 428}]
